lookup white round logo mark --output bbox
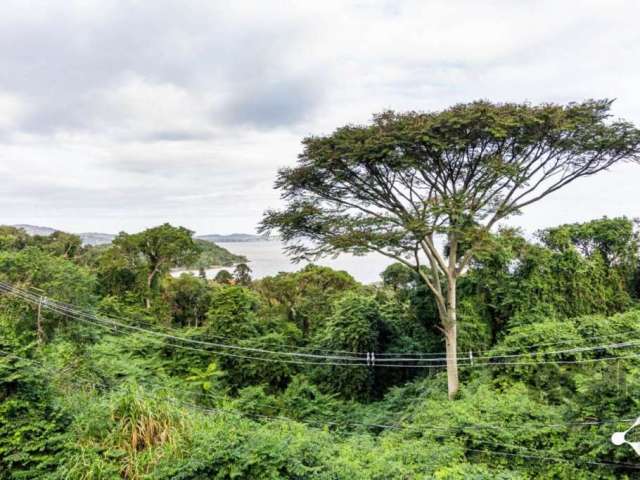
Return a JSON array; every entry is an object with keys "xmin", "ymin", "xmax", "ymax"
[{"xmin": 611, "ymin": 417, "xmax": 640, "ymax": 456}]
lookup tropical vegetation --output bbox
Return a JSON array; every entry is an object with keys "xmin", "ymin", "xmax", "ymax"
[{"xmin": 2, "ymin": 100, "xmax": 640, "ymax": 479}]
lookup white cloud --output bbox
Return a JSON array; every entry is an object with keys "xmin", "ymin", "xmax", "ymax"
[
  {"xmin": 0, "ymin": 92, "xmax": 28, "ymax": 131},
  {"xmin": 0, "ymin": 0, "xmax": 639, "ymax": 234},
  {"xmin": 96, "ymin": 74, "xmax": 218, "ymax": 141}
]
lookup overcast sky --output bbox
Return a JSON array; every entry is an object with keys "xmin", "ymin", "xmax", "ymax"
[{"xmin": 1, "ymin": 0, "xmax": 639, "ymax": 235}]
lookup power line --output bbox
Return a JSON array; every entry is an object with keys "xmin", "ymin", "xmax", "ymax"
[
  {"xmin": 5, "ymin": 294, "xmax": 370, "ymax": 368},
  {"xmin": 0, "ymin": 282, "xmax": 441, "ymax": 363},
  {"xmin": 2, "ymin": 348, "xmax": 639, "ymax": 471},
  {"xmin": 0, "ymin": 283, "xmax": 367, "ymax": 364},
  {"xmin": 467, "ymin": 440, "xmax": 640, "ymax": 470},
  {"xmin": 1, "ymin": 283, "xmax": 456, "ymax": 366},
  {"xmin": 5, "ymin": 279, "xmax": 640, "ymax": 362},
  {"xmin": 15, "ymin": 283, "xmax": 379, "ymax": 358},
  {"xmin": 0, "ymin": 349, "xmax": 636, "ymax": 434},
  {"xmin": 188, "ymin": 405, "xmax": 640, "ymax": 470},
  {"xmin": 4, "ymin": 281, "xmax": 640, "ymax": 368}
]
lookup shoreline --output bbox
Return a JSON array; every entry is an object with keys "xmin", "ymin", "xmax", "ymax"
[{"xmin": 170, "ymin": 262, "xmax": 246, "ymax": 278}]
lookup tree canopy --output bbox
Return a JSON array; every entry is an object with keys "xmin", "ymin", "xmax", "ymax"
[
  {"xmin": 113, "ymin": 224, "xmax": 199, "ymax": 308},
  {"xmin": 262, "ymin": 99, "xmax": 640, "ymax": 398},
  {"xmin": 234, "ymin": 263, "xmax": 253, "ymax": 286},
  {"xmin": 263, "ymin": 100, "xmax": 640, "ymax": 263}
]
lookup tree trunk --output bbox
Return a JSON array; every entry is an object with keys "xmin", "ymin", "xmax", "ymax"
[
  {"xmin": 145, "ymin": 268, "xmax": 157, "ymax": 309},
  {"xmin": 420, "ymin": 233, "xmax": 461, "ymax": 399},
  {"xmin": 444, "ymin": 313, "xmax": 459, "ymax": 400}
]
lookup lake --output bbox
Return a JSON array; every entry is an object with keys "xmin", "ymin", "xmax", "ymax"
[{"xmin": 175, "ymin": 240, "xmax": 394, "ymax": 284}]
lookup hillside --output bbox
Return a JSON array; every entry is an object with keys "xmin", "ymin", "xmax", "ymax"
[
  {"xmin": 11, "ymin": 223, "xmax": 58, "ymax": 236},
  {"xmin": 186, "ymin": 238, "xmax": 248, "ymax": 268}
]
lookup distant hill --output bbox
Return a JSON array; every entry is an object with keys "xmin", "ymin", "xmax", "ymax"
[
  {"xmin": 12, "ymin": 224, "xmax": 58, "ymax": 237},
  {"xmin": 196, "ymin": 233, "xmax": 276, "ymax": 243},
  {"xmin": 13, "ymin": 225, "xmax": 275, "ymax": 246},
  {"xmin": 12, "ymin": 224, "xmax": 115, "ymax": 246},
  {"xmin": 184, "ymin": 239, "xmax": 247, "ymax": 268}
]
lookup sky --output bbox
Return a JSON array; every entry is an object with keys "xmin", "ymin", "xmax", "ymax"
[{"xmin": 1, "ymin": 0, "xmax": 639, "ymax": 235}]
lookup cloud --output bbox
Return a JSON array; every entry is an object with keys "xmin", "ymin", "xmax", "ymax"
[
  {"xmin": 0, "ymin": 1, "xmax": 323, "ymax": 135},
  {"xmin": 222, "ymin": 75, "xmax": 323, "ymax": 129},
  {"xmin": 0, "ymin": 92, "xmax": 29, "ymax": 132},
  {"xmin": 0, "ymin": 0, "xmax": 639, "ymax": 234},
  {"xmin": 96, "ymin": 74, "xmax": 217, "ymax": 141}
]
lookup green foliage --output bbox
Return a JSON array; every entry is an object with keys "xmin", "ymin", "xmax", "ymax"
[
  {"xmin": 278, "ymin": 376, "xmax": 354, "ymax": 426},
  {"xmin": 262, "ymin": 100, "xmax": 640, "ymax": 399},
  {"xmin": 456, "ymin": 297, "xmax": 492, "ymax": 352},
  {"xmin": 110, "ymin": 384, "xmax": 185, "ymax": 458},
  {"xmin": 465, "ymin": 222, "xmax": 635, "ymax": 336},
  {"xmin": 113, "ymin": 224, "xmax": 199, "ymax": 276},
  {"xmin": 255, "ymin": 264, "xmax": 359, "ymax": 336},
  {"xmin": 233, "ymin": 263, "xmax": 252, "ymax": 286},
  {"xmin": 30, "ymin": 231, "xmax": 83, "ymax": 259},
  {"xmin": 185, "ymin": 361, "xmax": 225, "ymax": 396},
  {"xmin": 2, "ymin": 214, "xmax": 640, "ymax": 478},
  {"xmin": 80, "ymin": 333, "xmax": 171, "ymax": 389},
  {"xmin": 95, "ymin": 296, "xmax": 156, "ymax": 328},
  {"xmin": 213, "ymin": 269, "xmax": 233, "ymax": 285},
  {"xmin": 380, "ymin": 262, "xmax": 415, "ymax": 294},
  {"xmin": 432, "ymin": 462, "xmax": 524, "ymax": 479},
  {"xmin": 0, "ymin": 226, "xmax": 83, "ymax": 260},
  {"xmin": 151, "ymin": 414, "xmax": 339, "ymax": 480},
  {"xmin": 0, "ymin": 333, "xmax": 70, "ymax": 479},
  {"xmin": 0, "ymin": 226, "xmax": 30, "ymax": 252},
  {"xmin": 57, "ymin": 384, "xmax": 189, "ymax": 480},
  {"xmin": 206, "ymin": 286, "xmax": 261, "ymax": 338},
  {"xmin": 204, "ymin": 287, "xmax": 297, "ymax": 389},
  {"xmin": 489, "ymin": 310, "xmax": 640, "ymax": 413},
  {"xmin": 113, "ymin": 224, "xmax": 200, "ymax": 307},
  {"xmin": 0, "ymin": 248, "xmax": 96, "ymax": 342},
  {"xmin": 0, "ymin": 248, "xmax": 95, "ymax": 305},
  {"xmin": 93, "ymin": 245, "xmax": 144, "ymax": 300},
  {"xmin": 539, "ymin": 216, "xmax": 638, "ymax": 270},
  {"xmin": 164, "ymin": 274, "xmax": 213, "ymax": 327},
  {"xmin": 214, "ymin": 331, "xmax": 297, "ymax": 391},
  {"xmin": 319, "ymin": 293, "xmax": 382, "ymax": 353},
  {"xmin": 311, "ymin": 293, "xmax": 385, "ymax": 399},
  {"xmin": 181, "ymin": 239, "xmax": 247, "ymax": 270}
]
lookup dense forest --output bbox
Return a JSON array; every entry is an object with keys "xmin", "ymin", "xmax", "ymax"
[{"xmin": 1, "ymin": 215, "xmax": 640, "ymax": 479}]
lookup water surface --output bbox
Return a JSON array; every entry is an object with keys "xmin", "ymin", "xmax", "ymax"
[{"xmin": 176, "ymin": 240, "xmax": 394, "ymax": 284}]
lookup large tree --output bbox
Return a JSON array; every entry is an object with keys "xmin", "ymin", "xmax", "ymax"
[
  {"xmin": 233, "ymin": 263, "xmax": 253, "ymax": 286},
  {"xmin": 260, "ymin": 100, "xmax": 640, "ymax": 399},
  {"xmin": 255, "ymin": 265, "xmax": 357, "ymax": 337},
  {"xmin": 113, "ymin": 224, "xmax": 199, "ymax": 308}
]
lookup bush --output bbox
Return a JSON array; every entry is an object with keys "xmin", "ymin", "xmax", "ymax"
[
  {"xmin": 0, "ymin": 336, "xmax": 70, "ymax": 479},
  {"xmin": 311, "ymin": 293, "xmax": 383, "ymax": 400},
  {"xmin": 0, "ymin": 248, "xmax": 96, "ymax": 343}
]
